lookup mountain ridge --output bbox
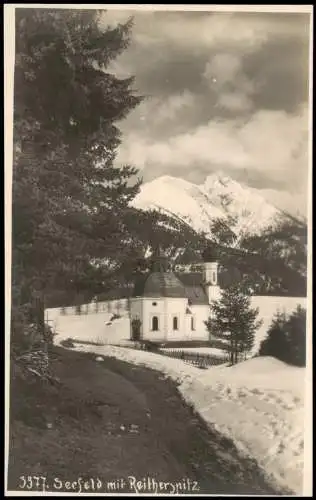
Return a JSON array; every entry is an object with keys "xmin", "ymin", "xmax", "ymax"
[{"xmin": 131, "ymin": 173, "xmax": 290, "ymax": 240}]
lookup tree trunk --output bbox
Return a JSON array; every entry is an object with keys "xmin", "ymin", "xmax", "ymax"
[
  {"xmin": 33, "ymin": 291, "xmax": 45, "ymax": 338},
  {"xmin": 232, "ymin": 337, "xmax": 238, "ymax": 365},
  {"xmin": 230, "ymin": 340, "xmax": 234, "ymax": 365}
]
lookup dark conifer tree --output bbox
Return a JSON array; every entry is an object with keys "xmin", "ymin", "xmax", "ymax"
[
  {"xmin": 12, "ymin": 8, "xmax": 143, "ymax": 349},
  {"xmin": 205, "ymin": 284, "xmax": 262, "ymax": 365}
]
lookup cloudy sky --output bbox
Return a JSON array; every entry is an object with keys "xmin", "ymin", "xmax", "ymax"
[{"xmin": 103, "ymin": 8, "xmax": 311, "ymax": 217}]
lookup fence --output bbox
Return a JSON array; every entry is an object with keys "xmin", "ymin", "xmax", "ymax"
[{"xmin": 158, "ymin": 349, "xmax": 229, "ymax": 368}]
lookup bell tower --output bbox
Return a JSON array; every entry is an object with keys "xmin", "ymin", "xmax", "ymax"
[{"xmin": 202, "ymin": 246, "xmax": 221, "ymax": 304}]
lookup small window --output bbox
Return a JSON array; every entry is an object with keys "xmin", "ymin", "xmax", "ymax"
[
  {"xmin": 152, "ymin": 316, "xmax": 159, "ymax": 331},
  {"xmin": 191, "ymin": 316, "xmax": 195, "ymax": 331},
  {"xmin": 152, "ymin": 302, "xmax": 157, "ymax": 306},
  {"xmin": 173, "ymin": 317, "xmax": 178, "ymax": 330}
]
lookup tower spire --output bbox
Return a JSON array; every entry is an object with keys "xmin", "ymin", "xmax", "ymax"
[
  {"xmin": 150, "ymin": 244, "xmax": 169, "ymax": 273},
  {"xmin": 202, "ymin": 244, "xmax": 221, "ymax": 303}
]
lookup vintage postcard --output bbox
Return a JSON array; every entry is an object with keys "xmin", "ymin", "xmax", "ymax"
[{"xmin": 4, "ymin": 4, "xmax": 313, "ymax": 497}]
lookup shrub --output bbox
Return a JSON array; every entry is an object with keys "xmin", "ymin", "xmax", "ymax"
[
  {"xmin": 142, "ymin": 341, "xmax": 159, "ymax": 352},
  {"xmin": 110, "ymin": 314, "xmax": 121, "ymax": 321},
  {"xmin": 259, "ymin": 305, "xmax": 306, "ymax": 366},
  {"xmin": 285, "ymin": 305, "xmax": 306, "ymax": 367},
  {"xmin": 259, "ymin": 311, "xmax": 289, "ymax": 361},
  {"xmin": 60, "ymin": 338, "xmax": 75, "ymax": 349},
  {"xmin": 10, "ymin": 303, "xmax": 35, "ymax": 355},
  {"xmin": 44, "ymin": 323, "xmax": 55, "ymax": 345}
]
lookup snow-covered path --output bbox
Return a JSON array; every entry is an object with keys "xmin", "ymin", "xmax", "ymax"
[{"xmin": 61, "ymin": 342, "xmax": 305, "ymax": 495}]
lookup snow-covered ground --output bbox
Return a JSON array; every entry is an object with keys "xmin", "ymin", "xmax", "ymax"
[
  {"xmin": 63, "ymin": 342, "xmax": 305, "ymax": 495},
  {"xmin": 47, "ymin": 298, "xmax": 308, "ymax": 494}
]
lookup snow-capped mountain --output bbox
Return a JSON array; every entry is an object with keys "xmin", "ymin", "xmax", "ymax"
[{"xmin": 131, "ymin": 173, "xmax": 286, "ymax": 240}]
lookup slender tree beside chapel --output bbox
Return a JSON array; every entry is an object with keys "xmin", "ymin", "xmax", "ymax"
[{"xmin": 205, "ymin": 284, "xmax": 263, "ymax": 365}]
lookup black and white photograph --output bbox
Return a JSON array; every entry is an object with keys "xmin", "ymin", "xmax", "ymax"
[{"xmin": 5, "ymin": 4, "xmax": 313, "ymax": 496}]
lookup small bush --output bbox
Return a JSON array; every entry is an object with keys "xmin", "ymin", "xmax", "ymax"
[
  {"xmin": 60, "ymin": 338, "xmax": 75, "ymax": 349},
  {"xmin": 142, "ymin": 341, "xmax": 159, "ymax": 352},
  {"xmin": 44, "ymin": 323, "xmax": 55, "ymax": 345},
  {"xmin": 110, "ymin": 314, "xmax": 121, "ymax": 321}
]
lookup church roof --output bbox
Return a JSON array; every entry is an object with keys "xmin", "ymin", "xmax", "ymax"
[
  {"xmin": 133, "ymin": 270, "xmax": 209, "ymax": 304},
  {"xmin": 184, "ymin": 285, "xmax": 209, "ymax": 305},
  {"xmin": 175, "ymin": 272, "xmax": 203, "ymax": 286},
  {"xmin": 175, "ymin": 272, "xmax": 209, "ymax": 305},
  {"xmin": 133, "ymin": 271, "xmax": 187, "ymax": 299}
]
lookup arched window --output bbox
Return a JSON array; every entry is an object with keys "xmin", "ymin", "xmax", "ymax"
[
  {"xmin": 152, "ymin": 316, "xmax": 159, "ymax": 331},
  {"xmin": 191, "ymin": 316, "xmax": 195, "ymax": 331},
  {"xmin": 173, "ymin": 317, "xmax": 178, "ymax": 330}
]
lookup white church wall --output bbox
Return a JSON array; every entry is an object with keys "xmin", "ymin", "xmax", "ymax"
[
  {"xmin": 188, "ymin": 305, "xmax": 210, "ymax": 341},
  {"xmin": 132, "ymin": 297, "xmax": 189, "ymax": 341},
  {"xmin": 184, "ymin": 314, "xmax": 192, "ymax": 340},
  {"xmin": 250, "ymin": 295, "xmax": 307, "ymax": 355},
  {"xmin": 141, "ymin": 297, "xmax": 166, "ymax": 340},
  {"xmin": 165, "ymin": 297, "xmax": 188, "ymax": 341}
]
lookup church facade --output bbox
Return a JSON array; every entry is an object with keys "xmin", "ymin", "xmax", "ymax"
[{"xmin": 129, "ymin": 254, "xmax": 221, "ymax": 342}]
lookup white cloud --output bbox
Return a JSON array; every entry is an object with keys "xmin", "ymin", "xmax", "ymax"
[
  {"xmin": 117, "ymin": 90, "xmax": 197, "ymax": 136},
  {"xmin": 103, "ymin": 9, "xmax": 310, "ymax": 217},
  {"xmin": 102, "ymin": 10, "xmax": 309, "ymax": 54},
  {"xmin": 117, "ymin": 105, "xmax": 309, "ymax": 215},
  {"xmin": 258, "ymin": 188, "xmax": 307, "ymax": 217},
  {"xmin": 216, "ymin": 91, "xmax": 253, "ymax": 112},
  {"xmin": 131, "ymin": 12, "xmax": 273, "ymax": 52},
  {"xmin": 155, "ymin": 91, "xmax": 196, "ymax": 121},
  {"xmin": 204, "ymin": 53, "xmax": 242, "ymax": 84},
  {"xmin": 203, "ymin": 53, "xmax": 257, "ymax": 113}
]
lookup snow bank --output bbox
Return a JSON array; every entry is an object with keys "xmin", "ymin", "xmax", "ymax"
[
  {"xmin": 68, "ymin": 344, "xmax": 305, "ymax": 495},
  {"xmin": 187, "ymin": 358, "xmax": 305, "ymax": 495}
]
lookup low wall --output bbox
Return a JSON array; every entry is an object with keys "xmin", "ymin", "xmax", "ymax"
[
  {"xmin": 45, "ymin": 295, "xmax": 307, "ymax": 352},
  {"xmin": 45, "ymin": 299, "xmax": 130, "ymax": 334},
  {"xmin": 46, "ymin": 299, "xmax": 129, "ymax": 318}
]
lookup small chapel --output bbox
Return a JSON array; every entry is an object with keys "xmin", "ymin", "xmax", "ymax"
[{"xmin": 129, "ymin": 248, "xmax": 221, "ymax": 342}]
